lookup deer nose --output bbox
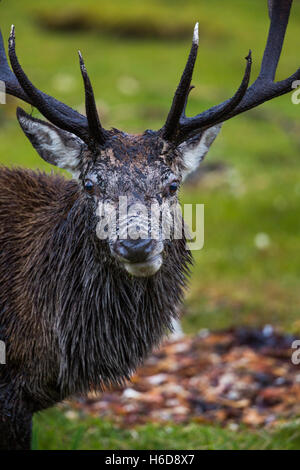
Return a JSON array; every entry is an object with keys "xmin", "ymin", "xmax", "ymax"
[{"xmin": 113, "ymin": 238, "xmax": 157, "ymax": 263}]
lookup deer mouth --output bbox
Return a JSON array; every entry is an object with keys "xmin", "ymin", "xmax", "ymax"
[{"xmin": 123, "ymin": 253, "xmax": 163, "ymax": 278}]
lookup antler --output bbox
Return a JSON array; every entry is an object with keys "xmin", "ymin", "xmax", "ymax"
[
  {"xmin": 162, "ymin": 0, "xmax": 299, "ymax": 144},
  {"xmin": 1, "ymin": 1, "xmax": 298, "ymax": 148},
  {"xmin": 0, "ymin": 26, "xmax": 107, "ymax": 147},
  {"xmin": 78, "ymin": 51, "xmax": 107, "ymax": 145}
]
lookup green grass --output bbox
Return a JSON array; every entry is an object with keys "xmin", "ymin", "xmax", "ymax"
[
  {"xmin": 33, "ymin": 407, "xmax": 300, "ymax": 450},
  {"xmin": 1, "ymin": 0, "xmax": 300, "ymax": 450}
]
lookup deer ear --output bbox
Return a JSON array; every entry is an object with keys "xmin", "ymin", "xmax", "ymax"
[
  {"xmin": 17, "ymin": 107, "xmax": 83, "ymax": 178},
  {"xmin": 180, "ymin": 124, "xmax": 222, "ymax": 181}
]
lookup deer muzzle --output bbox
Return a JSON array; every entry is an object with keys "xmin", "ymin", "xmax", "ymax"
[{"xmin": 111, "ymin": 238, "xmax": 164, "ymax": 277}]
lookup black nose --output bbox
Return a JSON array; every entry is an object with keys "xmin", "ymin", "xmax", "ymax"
[{"xmin": 113, "ymin": 238, "xmax": 157, "ymax": 263}]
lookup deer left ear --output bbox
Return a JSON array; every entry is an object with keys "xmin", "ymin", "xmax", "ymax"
[
  {"xmin": 17, "ymin": 107, "xmax": 84, "ymax": 178},
  {"xmin": 179, "ymin": 124, "xmax": 222, "ymax": 181}
]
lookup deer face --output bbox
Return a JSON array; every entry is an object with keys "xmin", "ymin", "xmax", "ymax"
[
  {"xmin": 18, "ymin": 108, "xmax": 221, "ymax": 277},
  {"xmin": 82, "ymin": 131, "xmax": 181, "ymax": 277}
]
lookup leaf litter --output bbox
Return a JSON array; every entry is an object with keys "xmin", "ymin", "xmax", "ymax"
[{"xmin": 68, "ymin": 326, "xmax": 300, "ymax": 429}]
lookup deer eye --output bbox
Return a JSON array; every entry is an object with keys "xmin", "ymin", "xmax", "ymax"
[
  {"xmin": 168, "ymin": 181, "xmax": 179, "ymax": 196},
  {"xmin": 84, "ymin": 179, "xmax": 94, "ymax": 193}
]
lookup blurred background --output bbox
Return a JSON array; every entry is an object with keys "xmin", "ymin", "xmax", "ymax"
[{"xmin": 1, "ymin": 0, "xmax": 300, "ymax": 450}]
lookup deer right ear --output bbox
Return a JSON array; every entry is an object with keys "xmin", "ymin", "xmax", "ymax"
[
  {"xmin": 179, "ymin": 124, "xmax": 222, "ymax": 181},
  {"xmin": 17, "ymin": 107, "xmax": 83, "ymax": 178}
]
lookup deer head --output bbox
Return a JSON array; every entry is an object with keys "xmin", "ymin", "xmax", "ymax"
[{"xmin": 0, "ymin": 0, "xmax": 298, "ymax": 278}]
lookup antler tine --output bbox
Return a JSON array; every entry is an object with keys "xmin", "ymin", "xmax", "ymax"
[
  {"xmin": 219, "ymin": 0, "xmax": 299, "ymax": 120},
  {"xmin": 178, "ymin": 51, "xmax": 252, "ymax": 141},
  {"xmin": 1, "ymin": 27, "xmax": 89, "ymax": 118},
  {"xmin": 169, "ymin": 0, "xmax": 299, "ymax": 144},
  {"xmin": 0, "ymin": 28, "xmax": 32, "ymax": 103},
  {"xmin": 259, "ymin": 0, "xmax": 292, "ymax": 81},
  {"xmin": 162, "ymin": 23, "xmax": 252, "ymax": 143},
  {"xmin": 8, "ymin": 26, "xmax": 93, "ymax": 143},
  {"xmin": 78, "ymin": 51, "xmax": 107, "ymax": 146},
  {"xmin": 162, "ymin": 23, "xmax": 199, "ymax": 141},
  {"xmin": 0, "ymin": 27, "xmax": 93, "ymax": 136}
]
